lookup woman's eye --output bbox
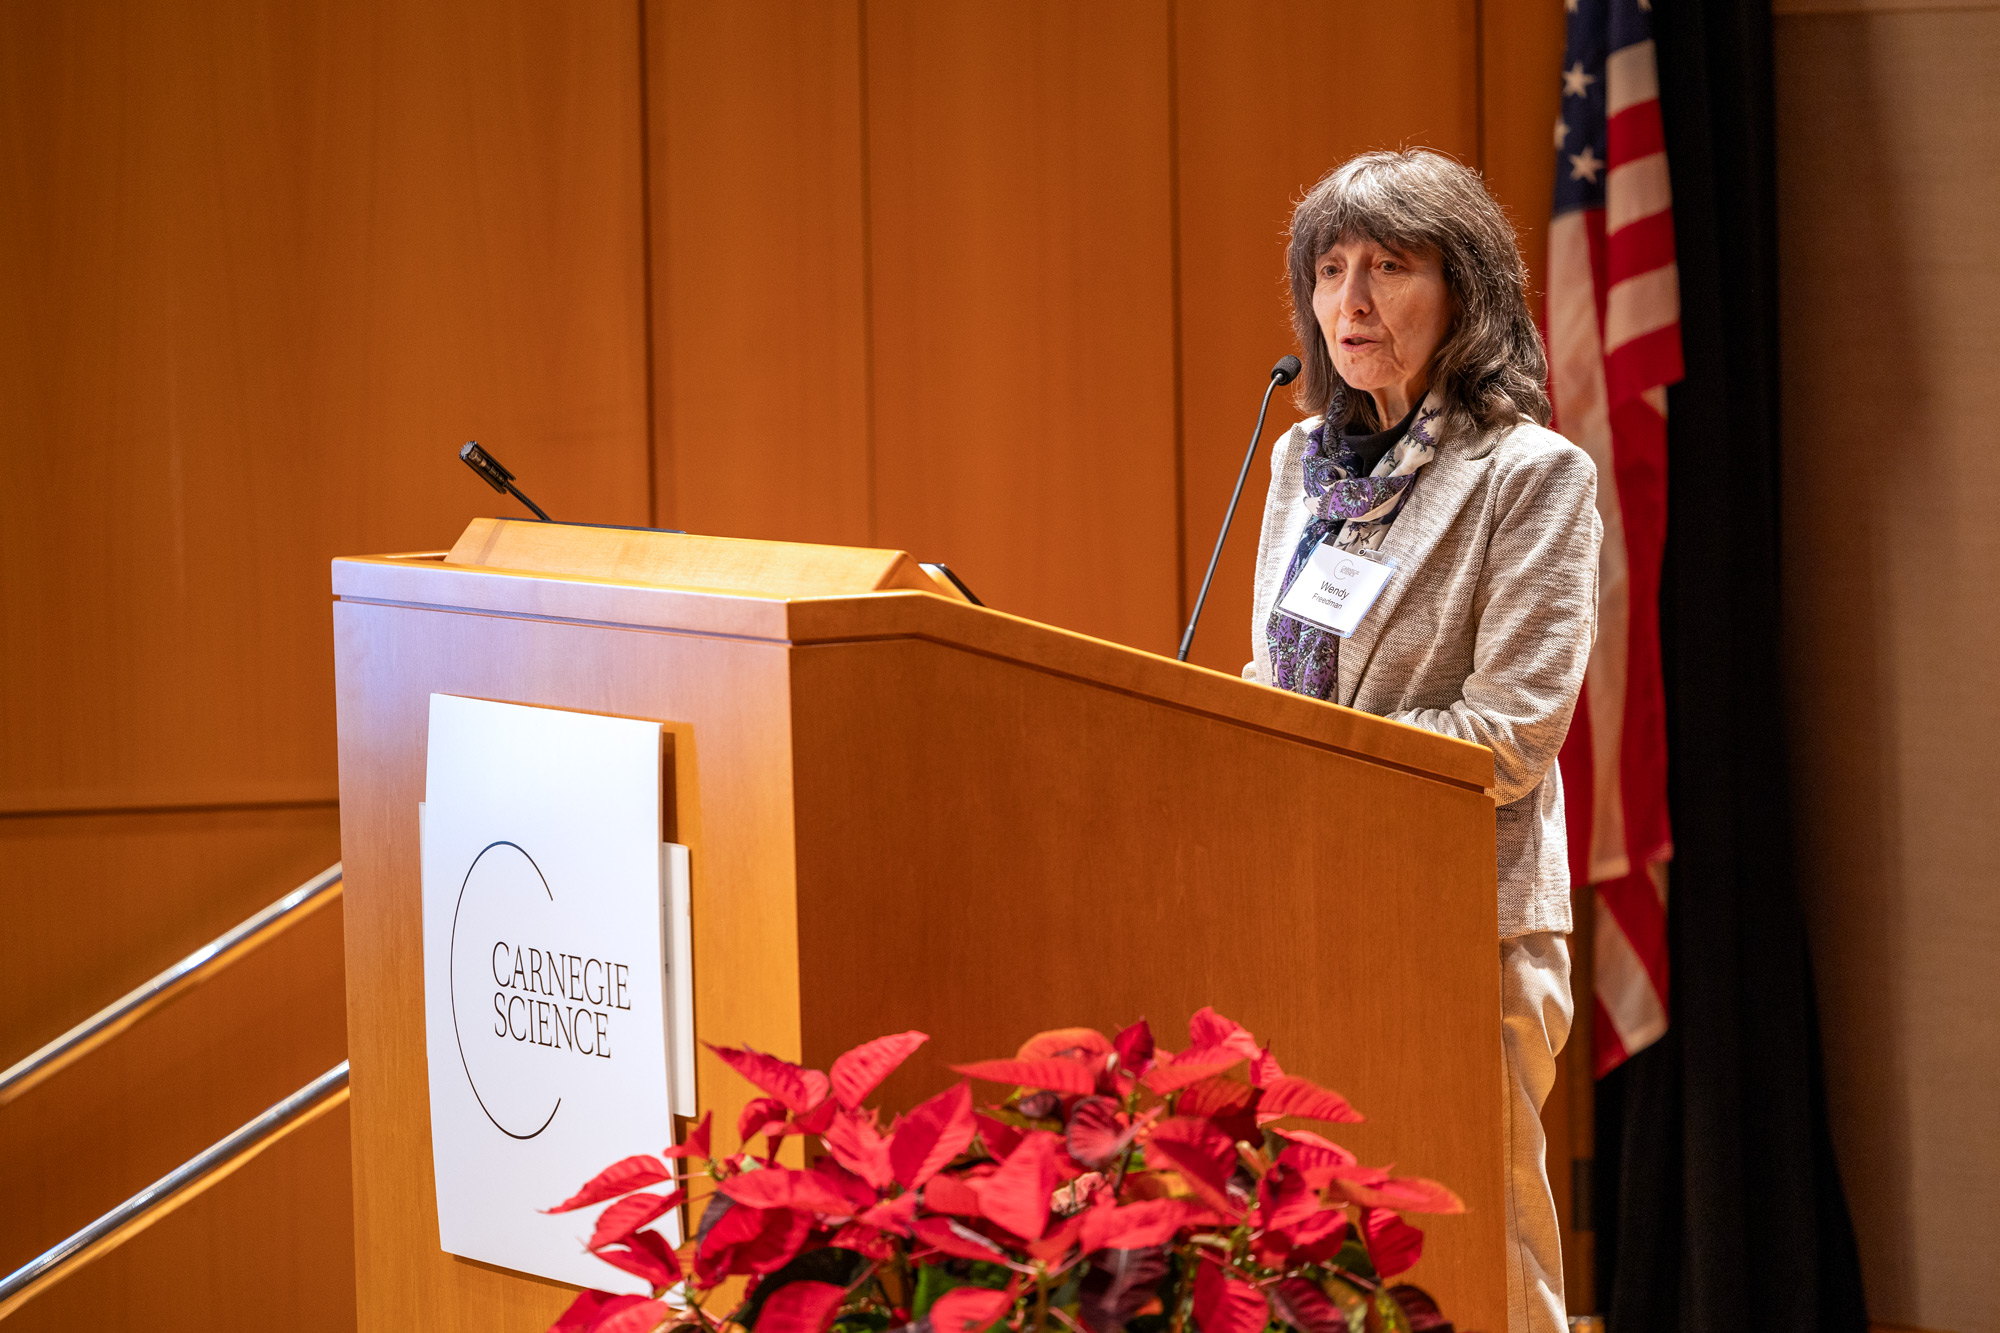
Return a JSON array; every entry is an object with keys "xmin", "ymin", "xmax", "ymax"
[{"xmin": 1381, "ymin": 260, "xmax": 1400, "ymax": 272}]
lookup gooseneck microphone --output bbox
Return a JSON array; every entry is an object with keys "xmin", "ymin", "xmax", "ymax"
[
  {"xmin": 459, "ymin": 442, "xmax": 553, "ymax": 522},
  {"xmin": 1176, "ymin": 355, "xmax": 1303, "ymax": 663}
]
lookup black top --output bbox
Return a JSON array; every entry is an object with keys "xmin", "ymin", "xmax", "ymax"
[{"xmin": 1340, "ymin": 400, "xmax": 1423, "ymax": 476}]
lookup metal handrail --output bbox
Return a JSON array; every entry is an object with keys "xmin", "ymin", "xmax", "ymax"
[
  {"xmin": 0, "ymin": 1061, "xmax": 351, "ymax": 1314},
  {"xmin": 0, "ymin": 863, "xmax": 343, "ymax": 1105}
]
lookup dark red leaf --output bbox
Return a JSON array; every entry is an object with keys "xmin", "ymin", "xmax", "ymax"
[
  {"xmin": 593, "ymin": 1298, "xmax": 674, "ymax": 1333},
  {"xmin": 793, "ymin": 1099, "xmax": 838, "ymax": 1136},
  {"xmin": 888, "ymin": 1081, "xmax": 977, "ymax": 1188},
  {"xmin": 1187, "ymin": 1007, "xmax": 1262, "ymax": 1060},
  {"xmin": 1077, "ymin": 1246, "xmax": 1171, "ymax": 1333},
  {"xmin": 822, "ymin": 1109, "xmax": 895, "ymax": 1190},
  {"xmin": 1141, "ymin": 1057, "xmax": 1244, "ymax": 1095},
  {"xmin": 1191, "ymin": 1259, "xmax": 1267, "ymax": 1333},
  {"xmin": 1078, "ymin": 1198, "xmax": 1213, "ymax": 1253},
  {"xmin": 830, "ymin": 1031, "xmax": 930, "ymax": 1110},
  {"xmin": 664, "ymin": 1111, "xmax": 713, "ymax": 1160},
  {"xmin": 950, "ymin": 1057, "xmax": 1097, "ymax": 1096},
  {"xmin": 1065, "ymin": 1096, "xmax": 1135, "ymax": 1170},
  {"xmin": 1280, "ymin": 1207, "xmax": 1351, "ymax": 1265},
  {"xmin": 922, "ymin": 1171, "xmax": 986, "ymax": 1217},
  {"xmin": 1015, "ymin": 1027, "xmax": 1114, "ymax": 1060},
  {"xmin": 755, "ymin": 1280, "xmax": 848, "ymax": 1333},
  {"xmin": 1026, "ymin": 1206, "xmax": 1087, "ymax": 1263},
  {"xmin": 911, "ymin": 1214, "xmax": 1009, "ymax": 1262},
  {"xmin": 830, "ymin": 1220, "xmax": 893, "ymax": 1262},
  {"xmin": 1248, "ymin": 1047, "xmax": 1284, "ymax": 1088},
  {"xmin": 546, "ymin": 1156, "xmax": 671, "ymax": 1213},
  {"xmin": 741, "ymin": 1097, "xmax": 792, "ymax": 1146},
  {"xmin": 696, "ymin": 1202, "xmax": 814, "ymax": 1284},
  {"xmin": 1142, "ymin": 1117, "xmax": 1240, "ymax": 1215},
  {"xmin": 974, "ymin": 1112, "xmax": 1024, "ymax": 1161},
  {"xmin": 1254, "ymin": 1075, "xmax": 1364, "ymax": 1125},
  {"xmin": 587, "ymin": 1190, "xmax": 686, "ymax": 1251},
  {"xmin": 974, "ymin": 1130, "xmax": 1061, "ymax": 1240},
  {"xmin": 720, "ymin": 1167, "xmax": 864, "ymax": 1217},
  {"xmin": 1257, "ymin": 1166, "xmax": 1321, "ymax": 1234},
  {"xmin": 1268, "ymin": 1277, "xmax": 1347, "ymax": 1333},
  {"xmin": 594, "ymin": 1229, "xmax": 681, "ymax": 1288},
  {"xmin": 708, "ymin": 1044, "xmax": 830, "ymax": 1114},
  {"xmin": 930, "ymin": 1284, "xmax": 1018, "ymax": 1333},
  {"xmin": 1362, "ymin": 1206, "xmax": 1426, "ymax": 1278},
  {"xmin": 550, "ymin": 1291, "xmax": 645, "ymax": 1333},
  {"xmin": 1386, "ymin": 1285, "xmax": 1453, "ymax": 1332},
  {"xmin": 1113, "ymin": 1019, "xmax": 1155, "ymax": 1074}
]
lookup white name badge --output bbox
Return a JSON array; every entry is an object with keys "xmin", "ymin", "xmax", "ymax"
[{"xmin": 1276, "ymin": 542, "xmax": 1396, "ymax": 638}]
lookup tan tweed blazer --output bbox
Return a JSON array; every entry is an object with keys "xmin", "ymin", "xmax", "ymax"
[{"xmin": 1244, "ymin": 414, "xmax": 1602, "ymax": 938}]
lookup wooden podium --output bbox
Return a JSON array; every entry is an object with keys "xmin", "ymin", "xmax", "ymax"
[{"xmin": 332, "ymin": 520, "xmax": 1506, "ymax": 1333}]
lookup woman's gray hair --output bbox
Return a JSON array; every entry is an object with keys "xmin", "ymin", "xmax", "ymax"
[{"xmin": 1288, "ymin": 149, "xmax": 1550, "ymax": 435}]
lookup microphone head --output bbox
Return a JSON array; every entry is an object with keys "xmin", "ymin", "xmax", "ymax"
[
  {"xmin": 1272, "ymin": 355, "xmax": 1303, "ymax": 385},
  {"xmin": 459, "ymin": 441, "xmax": 515, "ymax": 493}
]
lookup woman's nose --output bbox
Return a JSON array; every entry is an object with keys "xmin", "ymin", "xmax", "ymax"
[{"xmin": 1344, "ymin": 272, "xmax": 1373, "ymax": 316}]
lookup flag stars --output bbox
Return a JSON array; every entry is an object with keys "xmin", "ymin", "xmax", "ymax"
[
  {"xmin": 1554, "ymin": 117, "xmax": 1569, "ymax": 150},
  {"xmin": 1568, "ymin": 145, "xmax": 1606, "ymax": 183},
  {"xmin": 1563, "ymin": 62, "xmax": 1597, "ymax": 97}
]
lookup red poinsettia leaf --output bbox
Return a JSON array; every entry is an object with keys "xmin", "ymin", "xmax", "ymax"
[
  {"xmin": 719, "ymin": 1167, "xmax": 863, "ymax": 1217},
  {"xmin": 1361, "ymin": 1206, "xmax": 1426, "ymax": 1278},
  {"xmin": 551, "ymin": 1291, "xmax": 647, "ymax": 1333},
  {"xmin": 740, "ymin": 1206, "xmax": 815, "ymax": 1274},
  {"xmin": 811, "ymin": 1156, "xmax": 881, "ymax": 1209},
  {"xmin": 593, "ymin": 1228, "xmax": 681, "ymax": 1288},
  {"xmin": 829, "ymin": 1220, "xmax": 893, "ymax": 1262},
  {"xmin": 1248, "ymin": 1047, "xmax": 1284, "ymax": 1089},
  {"xmin": 1254, "ymin": 1074, "xmax": 1364, "ymax": 1125},
  {"xmin": 593, "ymin": 1298, "xmax": 674, "ymax": 1333},
  {"xmin": 1271, "ymin": 1128, "xmax": 1359, "ymax": 1186},
  {"xmin": 1283, "ymin": 1206, "xmax": 1352, "ymax": 1264},
  {"xmin": 1026, "ymin": 1206, "xmax": 1088, "ymax": 1263},
  {"xmin": 546, "ymin": 1156, "xmax": 671, "ymax": 1213},
  {"xmin": 950, "ymin": 1057, "xmax": 1097, "ymax": 1096},
  {"xmin": 793, "ymin": 1098, "xmax": 838, "ymax": 1136},
  {"xmin": 1332, "ymin": 1171, "xmax": 1465, "ymax": 1215},
  {"xmin": 974, "ymin": 1130, "xmax": 1062, "ymax": 1240},
  {"xmin": 1015, "ymin": 1027, "xmax": 1115, "ymax": 1060},
  {"xmin": 974, "ymin": 1112, "xmax": 1025, "ymax": 1161},
  {"xmin": 663, "ymin": 1110, "xmax": 713, "ymax": 1160},
  {"xmin": 1078, "ymin": 1198, "xmax": 1213, "ymax": 1253},
  {"xmin": 1187, "ymin": 1007, "xmax": 1262, "ymax": 1059},
  {"xmin": 1142, "ymin": 1117, "xmax": 1239, "ymax": 1214},
  {"xmin": 859, "ymin": 1191, "xmax": 918, "ymax": 1236},
  {"xmin": 1268, "ymin": 1278, "xmax": 1348, "ymax": 1333},
  {"xmin": 911, "ymin": 1214, "xmax": 1009, "ymax": 1262},
  {"xmin": 930, "ymin": 1283, "xmax": 1019, "ymax": 1333},
  {"xmin": 740, "ymin": 1097, "xmax": 792, "ymax": 1145},
  {"xmin": 707, "ymin": 1044, "xmax": 828, "ymax": 1115},
  {"xmin": 587, "ymin": 1190, "xmax": 686, "ymax": 1251},
  {"xmin": 1113, "ymin": 1019, "xmax": 1156, "ymax": 1074},
  {"xmin": 756, "ymin": 1280, "xmax": 848, "ymax": 1333},
  {"xmin": 829, "ymin": 1030, "xmax": 930, "ymax": 1110},
  {"xmin": 822, "ymin": 1109, "xmax": 896, "ymax": 1189},
  {"xmin": 1064, "ymin": 1096, "xmax": 1134, "ymax": 1170},
  {"xmin": 888, "ymin": 1081, "xmax": 977, "ymax": 1188},
  {"xmin": 1176, "ymin": 1076, "xmax": 1257, "ymax": 1120},
  {"xmin": 1257, "ymin": 1166, "xmax": 1321, "ymax": 1234},
  {"xmin": 1141, "ymin": 1057, "xmax": 1244, "ymax": 1096},
  {"xmin": 922, "ymin": 1171, "xmax": 986, "ymax": 1217},
  {"xmin": 1386, "ymin": 1285, "xmax": 1453, "ymax": 1332},
  {"xmin": 1191, "ymin": 1259, "xmax": 1267, "ymax": 1333}
]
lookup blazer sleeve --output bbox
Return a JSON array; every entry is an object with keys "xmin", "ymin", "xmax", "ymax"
[{"xmin": 1383, "ymin": 441, "xmax": 1602, "ymax": 805}]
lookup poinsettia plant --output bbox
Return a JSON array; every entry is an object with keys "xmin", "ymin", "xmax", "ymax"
[{"xmin": 544, "ymin": 1009, "xmax": 1469, "ymax": 1333}]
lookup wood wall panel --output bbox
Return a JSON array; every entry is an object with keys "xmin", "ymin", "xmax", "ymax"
[
  {"xmin": 1480, "ymin": 0, "xmax": 1568, "ymax": 326},
  {"xmin": 0, "ymin": 805, "xmax": 341, "ymax": 1069},
  {"xmin": 646, "ymin": 0, "xmax": 873, "ymax": 545},
  {"xmin": 0, "ymin": 900, "xmax": 348, "ymax": 1274},
  {"xmin": 1171, "ymin": 0, "xmax": 1482, "ymax": 673},
  {"xmin": 4, "ymin": 1100, "xmax": 356, "ymax": 1332},
  {"xmin": 864, "ymin": 0, "xmax": 1182, "ymax": 653},
  {"xmin": 0, "ymin": 0, "xmax": 652, "ymax": 814},
  {"xmin": 1776, "ymin": 12, "xmax": 2000, "ymax": 1331}
]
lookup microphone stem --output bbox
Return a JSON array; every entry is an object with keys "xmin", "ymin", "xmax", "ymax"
[
  {"xmin": 1178, "ymin": 372, "xmax": 1284, "ymax": 663},
  {"xmin": 504, "ymin": 480, "xmax": 553, "ymax": 522}
]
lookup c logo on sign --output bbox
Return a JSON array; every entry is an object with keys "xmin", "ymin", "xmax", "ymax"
[
  {"xmin": 450, "ymin": 841, "xmax": 562, "ymax": 1140},
  {"xmin": 1333, "ymin": 559, "xmax": 1362, "ymax": 579}
]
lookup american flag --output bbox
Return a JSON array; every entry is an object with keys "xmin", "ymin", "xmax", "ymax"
[{"xmin": 1547, "ymin": 0, "xmax": 1682, "ymax": 1076}]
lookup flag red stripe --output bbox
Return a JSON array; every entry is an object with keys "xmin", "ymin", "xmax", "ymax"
[
  {"xmin": 1608, "ymin": 398, "xmax": 1674, "ymax": 866},
  {"xmin": 1597, "ymin": 872, "xmax": 1670, "ymax": 1005},
  {"xmin": 1607, "ymin": 101, "xmax": 1666, "ymax": 167},
  {"xmin": 1605, "ymin": 324, "xmax": 1685, "ymax": 408},
  {"xmin": 1606, "ymin": 211, "xmax": 1678, "ymax": 281}
]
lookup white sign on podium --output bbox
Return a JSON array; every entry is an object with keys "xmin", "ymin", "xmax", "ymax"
[{"xmin": 419, "ymin": 694, "xmax": 695, "ymax": 1291}]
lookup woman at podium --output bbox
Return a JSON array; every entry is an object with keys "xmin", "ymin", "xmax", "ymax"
[{"xmin": 1243, "ymin": 149, "xmax": 1601, "ymax": 1333}]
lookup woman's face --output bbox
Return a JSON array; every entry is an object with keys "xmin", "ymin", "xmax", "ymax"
[{"xmin": 1312, "ymin": 236, "xmax": 1453, "ymax": 411}]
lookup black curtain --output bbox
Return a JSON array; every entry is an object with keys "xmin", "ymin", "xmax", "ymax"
[{"xmin": 1591, "ymin": 0, "xmax": 1870, "ymax": 1328}]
